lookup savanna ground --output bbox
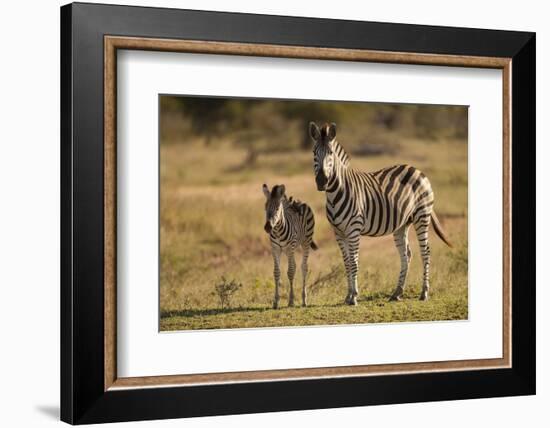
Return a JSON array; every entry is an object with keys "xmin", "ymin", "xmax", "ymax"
[{"xmin": 160, "ymin": 101, "xmax": 468, "ymax": 331}]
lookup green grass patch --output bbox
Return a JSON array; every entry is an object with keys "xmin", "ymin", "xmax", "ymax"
[{"xmin": 160, "ymin": 290, "xmax": 468, "ymax": 331}]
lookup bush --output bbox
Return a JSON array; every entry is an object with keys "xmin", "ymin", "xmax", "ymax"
[{"xmin": 213, "ymin": 277, "xmax": 242, "ymax": 309}]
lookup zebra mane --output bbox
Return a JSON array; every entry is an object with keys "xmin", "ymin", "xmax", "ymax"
[
  {"xmin": 268, "ymin": 186, "xmax": 306, "ymax": 215},
  {"xmin": 285, "ymin": 196, "xmax": 307, "ymax": 216},
  {"xmin": 331, "ymin": 139, "xmax": 351, "ymax": 167}
]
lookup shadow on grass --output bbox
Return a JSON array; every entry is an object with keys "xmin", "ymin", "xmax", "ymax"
[
  {"xmin": 359, "ymin": 291, "xmax": 392, "ymax": 302},
  {"xmin": 161, "ymin": 303, "xmax": 350, "ymax": 319},
  {"xmin": 161, "ymin": 297, "xmax": 399, "ymax": 320},
  {"xmin": 161, "ymin": 291, "xmax": 434, "ymax": 320},
  {"xmin": 161, "ymin": 306, "xmax": 270, "ymax": 319}
]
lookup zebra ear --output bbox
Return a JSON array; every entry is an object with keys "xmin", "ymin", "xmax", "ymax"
[
  {"xmin": 262, "ymin": 184, "xmax": 270, "ymax": 198},
  {"xmin": 275, "ymin": 184, "xmax": 286, "ymax": 198},
  {"xmin": 328, "ymin": 123, "xmax": 337, "ymax": 141},
  {"xmin": 309, "ymin": 122, "xmax": 321, "ymax": 141}
]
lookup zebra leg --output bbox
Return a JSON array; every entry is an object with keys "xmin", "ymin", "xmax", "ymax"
[
  {"xmin": 287, "ymin": 249, "xmax": 296, "ymax": 307},
  {"xmin": 346, "ymin": 233, "xmax": 361, "ymax": 306},
  {"xmin": 414, "ymin": 216, "xmax": 432, "ymax": 301},
  {"xmin": 272, "ymin": 245, "xmax": 282, "ymax": 309},
  {"xmin": 335, "ymin": 235, "xmax": 353, "ymax": 304},
  {"xmin": 389, "ymin": 224, "xmax": 412, "ymax": 301},
  {"xmin": 301, "ymin": 246, "xmax": 310, "ymax": 307}
]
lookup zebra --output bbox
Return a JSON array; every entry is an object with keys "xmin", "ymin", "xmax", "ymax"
[
  {"xmin": 262, "ymin": 184, "xmax": 318, "ymax": 309},
  {"xmin": 309, "ymin": 122, "xmax": 452, "ymax": 305}
]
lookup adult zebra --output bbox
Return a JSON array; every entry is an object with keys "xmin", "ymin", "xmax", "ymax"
[
  {"xmin": 262, "ymin": 184, "xmax": 318, "ymax": 308},
  {"xmin": 309, "ymin": 122, "xmax": 452, "ymax": 305}
]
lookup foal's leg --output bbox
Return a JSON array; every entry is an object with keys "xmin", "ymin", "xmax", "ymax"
[
  {"xmin": 414, "ymin": 215, "xmax": 432, "ymax": 301},
  {"xmin": 272, "ymin": 245, "xmax": 282, "ymax": 309},
  {"xmin": 389, "ymin": 224, "xmax": 412, "ymax": 301},
  {"xmin": 301, "ymin": 244, "xmax": 310, "ymax": 307},
  {"xmin": 287, "ymin": 248, "xmax": 296, "ymax": 307}
]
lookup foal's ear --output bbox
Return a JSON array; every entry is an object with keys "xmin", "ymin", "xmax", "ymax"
[
  {"xmin": 327, "ymin": 123, "xmax": 337, "ymax": 141},
  {"xmin": 309, "ymin": 122, "xmax": 321, "ymax": 141},
  {"xmin": 262, "ymin": 183, "xmax": 270, "ymax": 198}
]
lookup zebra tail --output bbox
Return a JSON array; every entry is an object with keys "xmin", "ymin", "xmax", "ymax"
[
  {"xmin": 310, "ymin": 241, "xmax": 319, "ymax": 251},
  {"xmin": 431, "ymin": 211, "xmax": 453, "ymax": 248}
]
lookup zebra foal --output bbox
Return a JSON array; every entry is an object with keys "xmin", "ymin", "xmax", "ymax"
[
  {"xmin": 262, "ymin": 184, "xmax": 318, "ymax": 309},
  {"xmin": 309, "ymin": 122, "xmax": 452, "ymax": 305}
]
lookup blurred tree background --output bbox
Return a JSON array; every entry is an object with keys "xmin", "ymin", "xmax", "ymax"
[{"xmin": 160, "ymin": 95, "xmax": 467, "ymax": 166}]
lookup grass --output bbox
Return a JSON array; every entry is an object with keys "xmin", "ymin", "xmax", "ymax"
[
  {"xmin": 160, "ymin": 136, "xmax": 468, "ymax": 331},
  {"xmin": 161, "ymin": 294, "xmax": 468, "ymax": 331}
]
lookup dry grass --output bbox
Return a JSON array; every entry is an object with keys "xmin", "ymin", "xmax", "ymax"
[{"xmin": 160, "ymin": 137, "xmax": 468, "ymax": 331}]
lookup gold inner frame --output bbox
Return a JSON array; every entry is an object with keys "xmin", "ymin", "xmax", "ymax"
[{"xmin": 104, "ymin": 35, "xmax": 512, "ymax": 391}]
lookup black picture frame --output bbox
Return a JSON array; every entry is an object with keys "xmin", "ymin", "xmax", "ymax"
[{"xmin": 61, "ymin": 2, "xmax": 535, "ymax": 424}]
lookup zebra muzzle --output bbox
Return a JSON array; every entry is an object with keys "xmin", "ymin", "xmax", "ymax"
[
  {"xmin": 264, "ymin": 222, "xmax": 272, "ymax": 233},
  {"xmin": 315, "ymin": 172, "xmax": 328, "ymax": 191}
]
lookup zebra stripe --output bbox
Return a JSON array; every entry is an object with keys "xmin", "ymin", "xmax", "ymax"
[
  {"xmin": 263, "ymin": 184, "xmax": 317, "ymax": 308},
  {"xmin": 310, "ymin": 122, "xmax": 451, "ymax": 305}
]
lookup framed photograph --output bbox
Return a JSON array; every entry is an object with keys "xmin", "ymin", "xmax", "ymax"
[{"xmin": 61, "ymin": 2, "xmax": 535, "ymax": 424}]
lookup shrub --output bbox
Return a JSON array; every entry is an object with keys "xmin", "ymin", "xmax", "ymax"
[{"xmin": 213, "ymin": 277, "xmax": 242, "ymax": 309}]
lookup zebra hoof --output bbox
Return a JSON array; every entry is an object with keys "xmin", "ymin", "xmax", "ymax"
[
  {"xmin": 273, "ymin": 301, "xmax": 280, "ymax": 309},
  {"xmin": 348, "ymin": 296, "xmax": 358, "ymax": 306},
  {"xmin": 288, "ymin": 300, "xmax": 295, "ymax": 308},
  {"xmin": 419, "ymin": 292, "xmax": 429, "ymax": 301},
  {"xmin": 389, "ymin": 295, "xmax": 402, "ymax": 302}
]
